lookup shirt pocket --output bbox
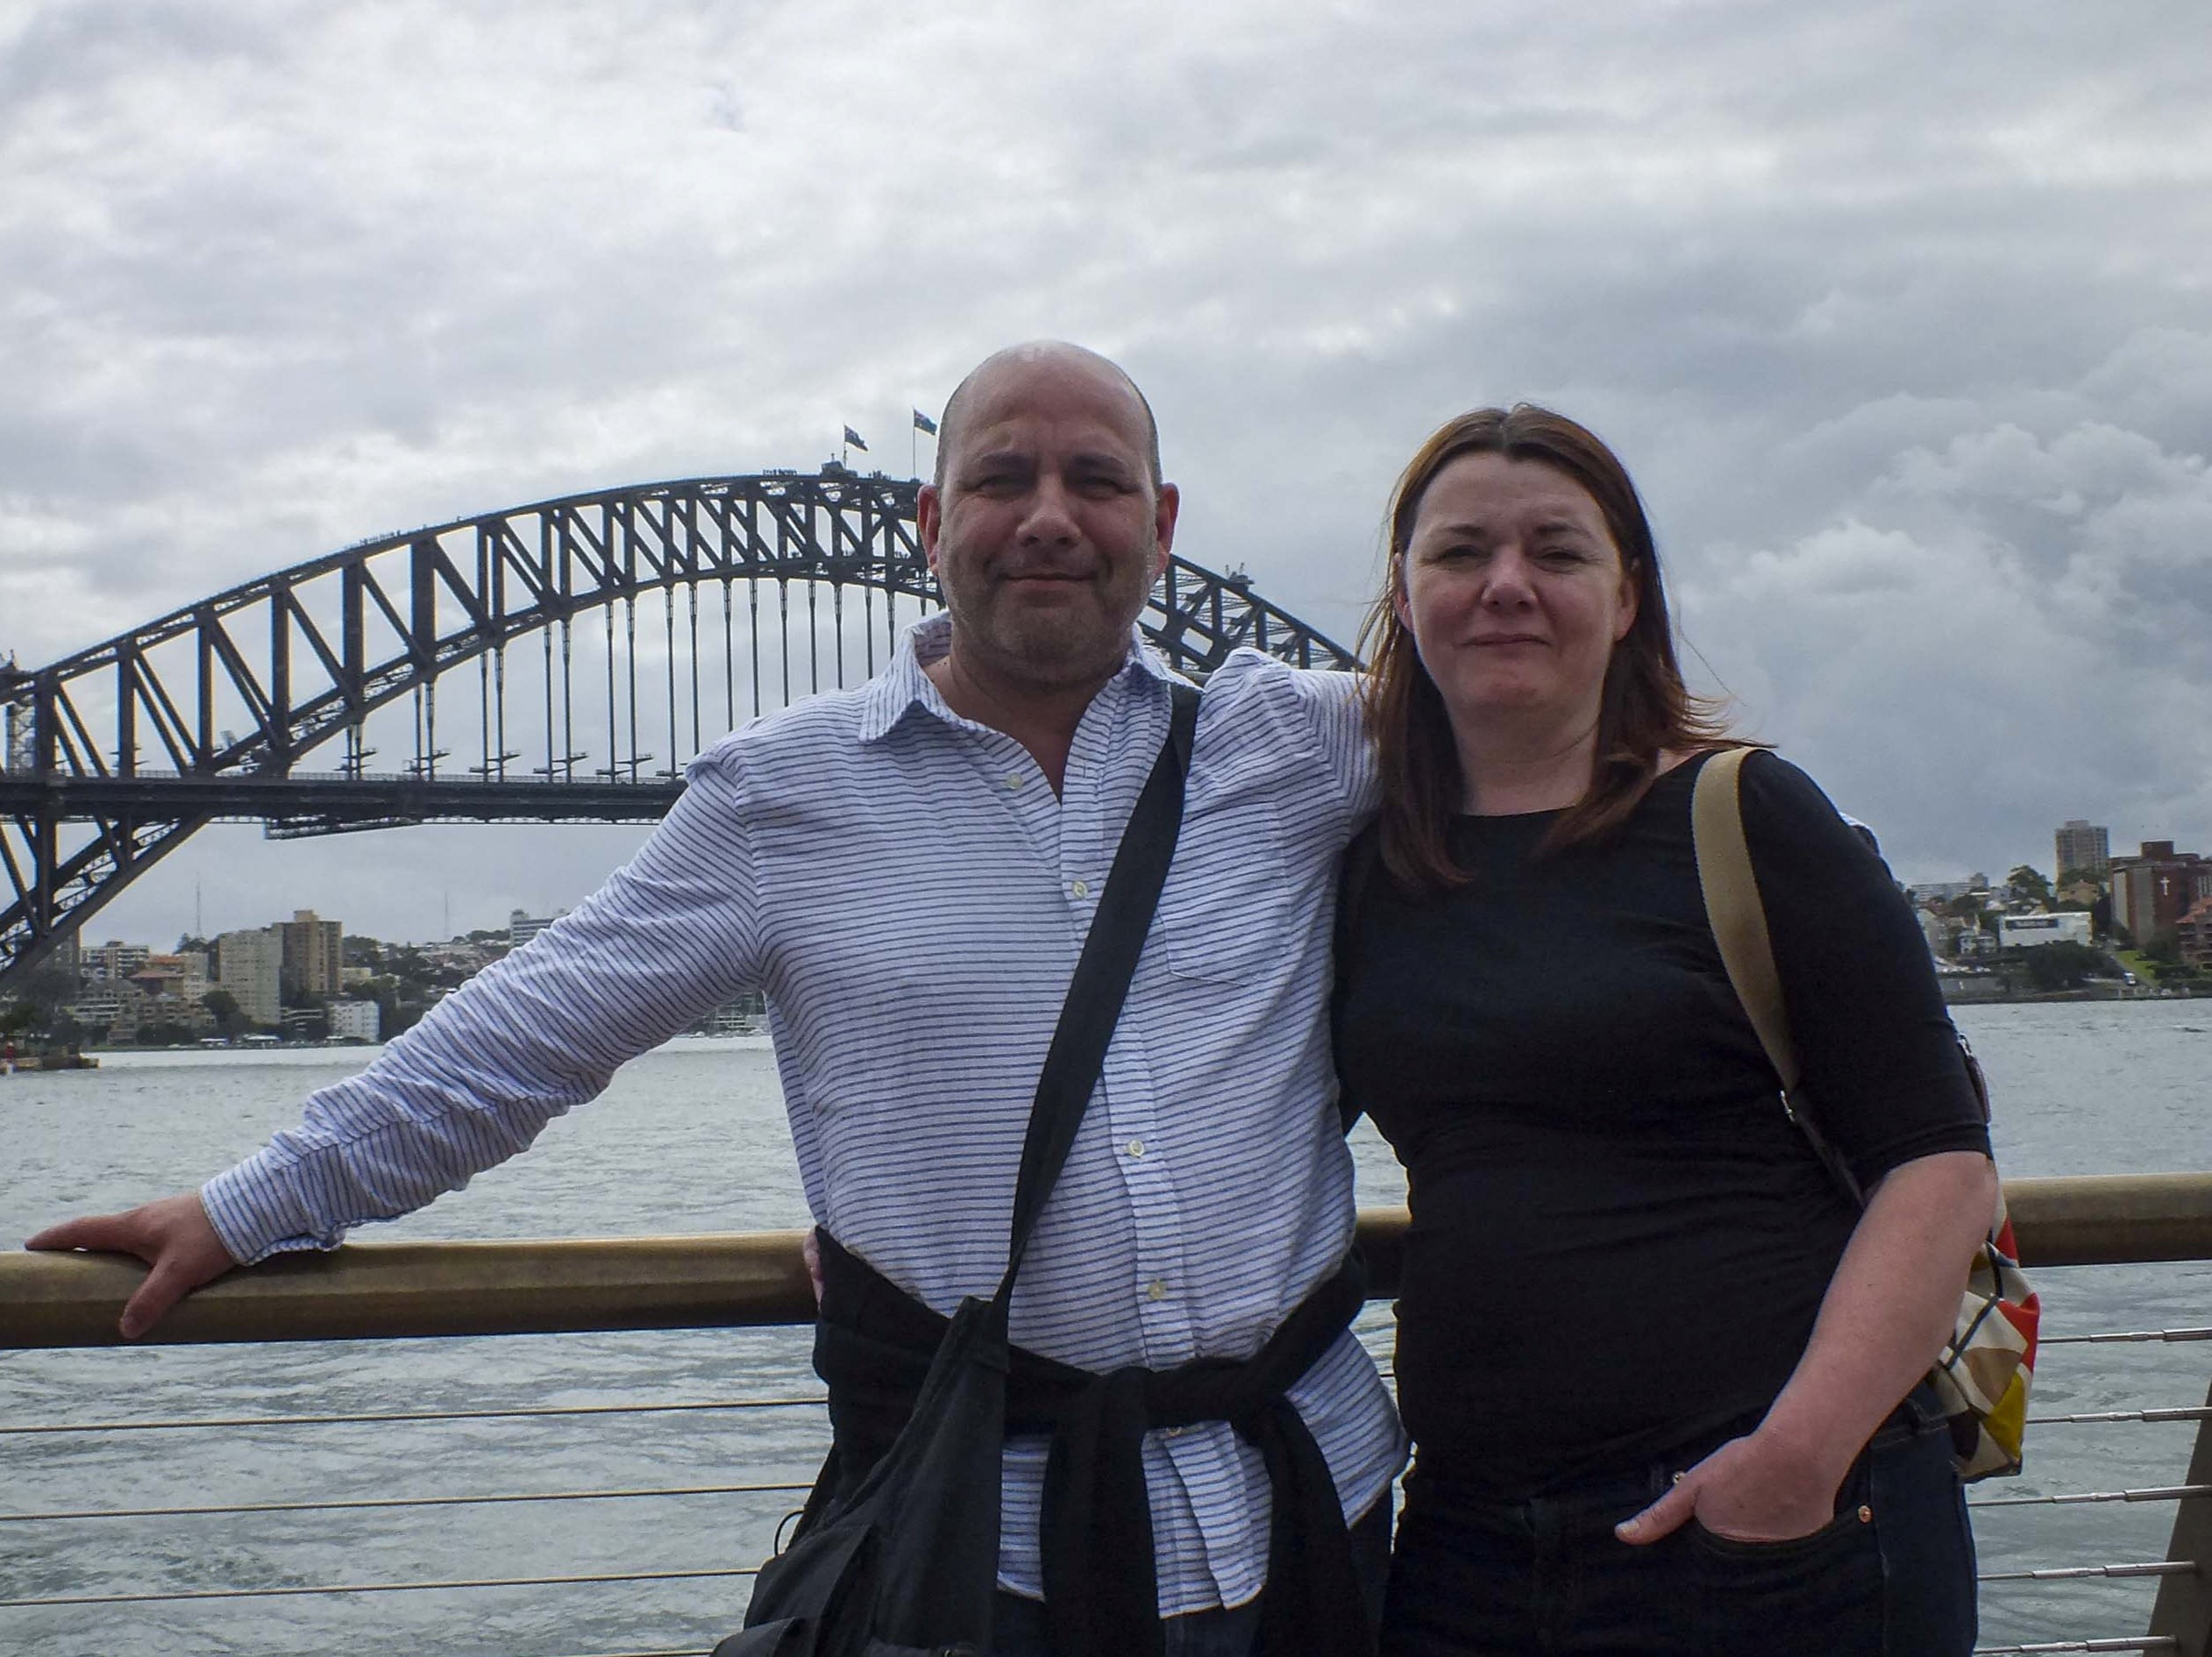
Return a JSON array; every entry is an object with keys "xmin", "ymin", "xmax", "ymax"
[{"xmin": 1155, "ymin": 789, "xmax": 1302, "ymax": 987}]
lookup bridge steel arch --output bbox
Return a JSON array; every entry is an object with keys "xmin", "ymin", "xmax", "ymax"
[{"xmin": 0, "ymin": 468, "xmax": 1359, "ymax": 994}]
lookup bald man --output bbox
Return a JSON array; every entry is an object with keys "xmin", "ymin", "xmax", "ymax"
[{"xmin": 32, "ymin": 343, "xmax": 1402, "ymax": 1656}]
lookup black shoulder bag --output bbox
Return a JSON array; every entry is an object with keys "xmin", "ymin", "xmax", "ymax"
[{"xmin": 718, "ymin": 682, "xmax": 1200, "ymax": 1657}]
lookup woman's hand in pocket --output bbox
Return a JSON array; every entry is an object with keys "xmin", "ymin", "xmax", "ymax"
[{"xmin": 1615, "ymin": 1428, "xmax": 1845, "ymax": 1547}]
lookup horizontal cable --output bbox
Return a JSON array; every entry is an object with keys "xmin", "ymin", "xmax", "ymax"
[
  {"xmin": 0, "ymin": 1393, "xmax": 829, "ymax": 1437},
  {"xmin": 1973, "ymin": 1643, "xmax": 2180, "ymax": 1654},
  {"xmin": 2042, "ymin": 1326, "xmax": 2212, "ymax": 1345},
  {"xmin": 1, "ymin": 1562, "xmax": 760, "ymax": 1611},
  {"xmin": 1980, "ymin": 1561, "xmax": 2195, "ymax": 1582},
  {"xmin": 1973, "ymin": 1483, "xmax": 2212, "ymax": 1509},
  {"xmin": 2, "ymin": 1478, "xmax": 811, "ymax": 1524},
  {"xmin": 2030, "ymin": 1406, "xmax": 2212, "ymax": 1426}
]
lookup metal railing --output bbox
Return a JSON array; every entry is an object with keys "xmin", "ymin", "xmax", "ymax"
[{"xmin": 5, "ymin": 1174, "xmax": 2210, "ymax": 1657}]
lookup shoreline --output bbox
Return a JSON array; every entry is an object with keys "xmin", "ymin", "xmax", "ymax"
[{"xmin": 1938, "ymin": 979, "xmax": 2210, "ymax": 1006}]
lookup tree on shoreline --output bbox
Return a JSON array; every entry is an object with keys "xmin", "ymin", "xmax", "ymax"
[{"xmin": 200, "ymin": 988, "xmax": 245, "ymax": 1038}]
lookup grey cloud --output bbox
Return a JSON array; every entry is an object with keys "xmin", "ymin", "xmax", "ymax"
[{"xmin": 8, "ymin": 0, "xmax": 2212, "ymax": 935}]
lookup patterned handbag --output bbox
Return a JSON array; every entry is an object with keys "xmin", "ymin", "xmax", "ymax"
[{"xmin": 1691, "ymin": 744, "xmax": 2040, "ymax": 1480}]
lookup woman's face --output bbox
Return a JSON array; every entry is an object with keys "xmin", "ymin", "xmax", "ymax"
[{"xmin": 1397, "ymin": 450, "xmax": 1639, "ymax": 739}]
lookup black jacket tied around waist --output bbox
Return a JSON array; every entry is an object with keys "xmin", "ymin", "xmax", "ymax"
[{"xmin": 807, "ymin": 1229, "xmax": 1375, "ymax": 1657}]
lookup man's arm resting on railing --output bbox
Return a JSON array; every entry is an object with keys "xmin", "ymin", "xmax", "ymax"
[
  {"xmin": 22, "ymin": 756, "xmax": 769, "ymax": 1336},
  {"xmin": 25, "ymin": 1191, "xmax": 238, "ymax": 1340}
]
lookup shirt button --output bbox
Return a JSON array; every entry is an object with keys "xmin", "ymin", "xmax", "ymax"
[
  {"xmin": 1005, "ymin": 773, "xmax": 1026, "ymax": 790},
  {"xmin": 1145, "ymin": 1279, "xmax": 1168, "ymax": 1302},
  {"xmin": 1125, "ymin": 1138, "xmax": 1145, "ymax": 1158},
  {"xmin": 1070, "ymin": 879, "xmax": 1091, "ymax": 899}
]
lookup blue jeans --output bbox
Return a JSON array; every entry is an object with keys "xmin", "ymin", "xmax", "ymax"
[
  {"xmin": 992, "ymin": 1493, "xmax": 1393, "ymax": 1657},
  {"xmin": 1382, "ymin": 1389, "xmax": 1976, "ymax": 1656}
]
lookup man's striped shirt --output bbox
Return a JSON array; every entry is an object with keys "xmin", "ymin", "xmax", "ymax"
[{"xmin": 200, "ymin": 615, "xmax": 1405, "ymax": 1615}]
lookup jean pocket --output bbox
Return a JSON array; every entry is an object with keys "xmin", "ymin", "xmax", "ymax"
[
  {"xmin": 1687, "ymin": 1504, "xmax": 1866, "ymax": 1561},
  {"xmin": 1690, "ymin": 1508, "xmax": 1883, "ymax": 1655}
]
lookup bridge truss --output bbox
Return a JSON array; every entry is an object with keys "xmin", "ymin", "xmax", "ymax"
[{"xmin": 0, "ymin": 468, "xmax": 1359, "ymax": 993}]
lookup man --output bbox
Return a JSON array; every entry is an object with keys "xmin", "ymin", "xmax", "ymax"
[{"xmin": 29, "ymin": 342, "xmax": 1400, "ymax": 1653}]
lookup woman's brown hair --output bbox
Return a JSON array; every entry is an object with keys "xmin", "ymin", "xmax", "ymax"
[{"xmin": 1359, "ymin": 403, "xmax": 1729, "ymax": 892}]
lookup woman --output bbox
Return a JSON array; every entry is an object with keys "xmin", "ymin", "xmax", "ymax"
[{"xmin": 1333, "ymin": 406, "xmax": 1998, "ymax": 1655}]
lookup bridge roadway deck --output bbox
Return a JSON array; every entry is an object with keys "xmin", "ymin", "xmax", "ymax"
[{"xmin": 0, "ymin": 772, "xmax": 685, "ymax": 827}]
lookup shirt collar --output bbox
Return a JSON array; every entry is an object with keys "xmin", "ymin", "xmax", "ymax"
[{"xmin": 857, "ymin": 612, "xmax": 1178, "ymax": 744}]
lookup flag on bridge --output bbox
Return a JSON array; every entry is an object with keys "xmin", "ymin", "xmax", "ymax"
[
  {"xmin": 843, "ymin": 426, "xmax": 868, "ymax": 452},
  {"xmin": 912, "ymin": 409, "xmax": 938, "ymax": 436}
]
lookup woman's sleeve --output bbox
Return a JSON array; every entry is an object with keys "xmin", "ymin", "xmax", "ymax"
[{"xmin": 1740, "ymin": 752, "xmax": 1993, "ymax": 1190}]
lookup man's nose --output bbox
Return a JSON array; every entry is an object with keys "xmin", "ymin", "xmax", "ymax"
[{"xmin": 1016, "ymin": 475, "xmax": 1080, "ymax": 544}]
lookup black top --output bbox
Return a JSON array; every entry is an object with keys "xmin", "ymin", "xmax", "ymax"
[{"xmin": 1333, "ymin": 750, "xmax": 1992, "ymax": 1499}]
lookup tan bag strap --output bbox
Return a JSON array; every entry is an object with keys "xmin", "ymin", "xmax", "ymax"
[{"xmin": 1690, "ymin": 746, "xmax": 1802, "ymax": 1093}]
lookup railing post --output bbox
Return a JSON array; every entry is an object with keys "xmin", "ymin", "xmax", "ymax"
[{"xmin": 2150, "ymin": 1376, "xmax": 2212, "ymax": 1656}]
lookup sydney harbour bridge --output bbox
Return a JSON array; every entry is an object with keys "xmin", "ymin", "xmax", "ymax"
[{"xmin": 0, "ymin": 466, "xmax": 1361, "ymax": 996}]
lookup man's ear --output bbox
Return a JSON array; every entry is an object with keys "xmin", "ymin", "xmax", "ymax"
[
  {"xmin": 918, "ymin": 483, "xmax": 942, "ymax": 574},
  {"xmin": 1152, "ymin": 482, "xmax": 1180, "ymax": 574}
]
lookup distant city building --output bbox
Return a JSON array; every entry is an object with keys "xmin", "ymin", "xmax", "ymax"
[
  {"xmin": 2055, "ymin": 875, "xmax": 2105, "ymax": 909},
  {"xmin": 64, "ymin": 981, "xmax": 143, "ymax": 1029},
  {"xmin": 1908, "ymin": 879, "xmax": 1980, "ymax": 906},
  {"xmin": 2054, "ymin": 820, "xmax": 2111, "ymax": 879},
  {"xmin": 328, "ymin": 999, "xmax": 383, "ymax": 1042},
  {"xmin": 2178, "ymin": 896, "xmax": 2212, "ymax": 971},
  {"xmin": 1997, "ymin": 912, "xmax": 2095, "ymax": 950},
  {"xmin": 82, "ymin": 940, "xmax": 151, "ymax": 983},
  {"xmin": 2109, "ymin": 841, "xmax": 2212, "ymax": 943},
  {"xmin": 61, "ymin": 978, "xmax": 206, "ymax": 1039},
  {"xmin": 509, "ymin": 908, "xmax": 566, "ymax": 948},
  {"xmin": 696, "ymin": 991, "xmax": 768, "ymax": 1036},
  {"xmin": 215, "ymin": 927, "xmax": 285, "ymax": 1027},
  {"xmin": 278, "ymin": 909, "xmax": 344, "ymax": 998},
  {"xmin": 134, "ymin": 951, "xmax": 210, "ymax": 1005}
]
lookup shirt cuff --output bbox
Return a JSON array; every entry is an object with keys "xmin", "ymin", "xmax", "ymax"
[{"xmin": 200, "ymin": 1153, "xmax": 347, "ymax": 1264}]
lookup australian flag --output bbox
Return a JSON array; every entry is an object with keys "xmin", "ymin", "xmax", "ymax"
[
  {"xmin": 843, "ymin": 425, "xmax": 868, "ymax": 452},
  {"xmin": 913, "ymin": 409, "xmax": 938, "ymax": 436}
]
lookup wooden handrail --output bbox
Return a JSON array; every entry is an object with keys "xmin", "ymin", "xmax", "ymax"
[{"xmin": 6, "ymin": 1173, "xmax": 2209, "ymax": 1350}]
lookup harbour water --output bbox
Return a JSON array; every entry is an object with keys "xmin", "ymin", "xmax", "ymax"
[{"xmin": 3, "ymin": 1001, "xmax": 2208, "ymax": 1655}]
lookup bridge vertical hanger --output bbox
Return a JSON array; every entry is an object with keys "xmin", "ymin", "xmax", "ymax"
[
  {"xmin": 114, "ymin": 652, "xmax": 136, "ymax": 778},
  {"xmin": 268, "ymin": 587, "xmax": 292, "ymax": 775},
  {"xmin": 342, "ymin": 562, "xmax": 366, "ymax": 779}
]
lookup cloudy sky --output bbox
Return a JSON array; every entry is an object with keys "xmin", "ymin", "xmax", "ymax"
[{"xmin": 6, "ymin": 0, "xmax": 2211, "ymax": 945}]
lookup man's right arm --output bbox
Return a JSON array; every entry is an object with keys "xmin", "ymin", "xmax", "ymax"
[{"xmin": 25, "ymin": 753, "xmax": 767, "ymax": 1336}]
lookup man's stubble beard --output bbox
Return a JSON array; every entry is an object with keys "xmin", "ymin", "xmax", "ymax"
[{"xmin": 941, "ymin": 540, "xmax": 1161, "ymax": 693}]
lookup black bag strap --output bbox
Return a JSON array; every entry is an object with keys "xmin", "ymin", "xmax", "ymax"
[
  {"xmin": 1328, "ymin": 824, "xmax": 1384, "ymax": 1134},
  {"xmin": 999, "ymin": 681, "xmax": 1200, "ymax": 1302}
]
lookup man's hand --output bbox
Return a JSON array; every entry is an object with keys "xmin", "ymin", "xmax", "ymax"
[
  {"xmin": 1615, "ymin": 1427, "xmax": 1844, "ymax": 1547},
  {"xmin": 802, "ymin": 1227, "xmax": 824, "ymax": 1307},
  {"xmin": 25, "ymin": 1191, "xmax": 238, "ymax": 1340}
]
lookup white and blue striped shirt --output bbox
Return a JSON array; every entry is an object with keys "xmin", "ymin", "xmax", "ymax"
[{"xmin": 200, "ymin": 614, "xmax": 1405, "ymax": 1615}]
